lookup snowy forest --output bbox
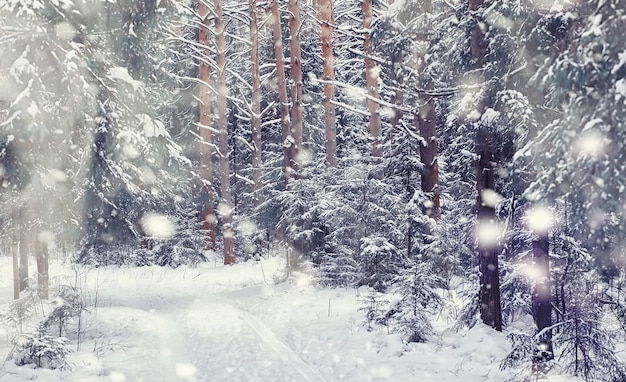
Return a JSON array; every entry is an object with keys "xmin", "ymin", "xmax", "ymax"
[{"xmin": 0, "ymin": 0, "xmax": 625, "ymax": 380}]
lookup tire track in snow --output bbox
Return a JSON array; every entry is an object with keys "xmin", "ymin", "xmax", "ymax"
[
  {"xmin": 100, "ymin": 282, "xmax": 327, "ymax": 381},
  {"xmin": 173, "ymin": 296, "xmax": 327, "ymax": 382},
  {"xmin": 235, "ymin": 307, "xmax": 328, "ymax": 382}
]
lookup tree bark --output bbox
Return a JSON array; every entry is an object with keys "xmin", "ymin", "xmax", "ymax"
[
  {"xmin": 270, "ymin": 0, "xmax": 293, "ymax": 182},
  {"xmin": 36, "ymin": 236, "xmax": 49, "ymax": 300},
  {"xmin": 470, "ymin": 0, "xmax": 501, "ymax": 332},
  {"xmin": 362, "ymin": 0, "xmax": 381, "ymax": 159},
  {"xmin": 289, "ymin": 0, "xmax": 304, "ymax": 175},
  {"xmin": 413, "ymin": 0, "xmax": 439, "ymax": 219},
  {"xmin": 19, "ymin": 207, "xmax": 28, "ymax": 292},
  {"xmin": 319, "ymin": 0, "xmax": 337, "ymax": 167},
  {"xmin": 469, "ymin": 0, "xmax": 483, "ymax": 11},
  {"xmin": 249, "ymin": 0, "xmax": 263, "ymax": 201},
  {"xmin": 532, "ymin": 231, "xmax": 554, "ymax": 365},
  {"xmin": 12, "ymin": 207, "xmax": 19, "ymax": 300},
  {"xmin": 476, "ymin": 132, "xmax": 502, "ymax": 331},
  {"xmin": 198, "ymin": 0, "xmax": 216, "ymax": 250},
  {"xmin": 389, "ymin": 76, "xmax": 403, "ymax": 134},
  {"xmin": 417, "ymin": 101, "xmax": 440, "ymax": 220},
  {"xmin": 215, "ymin": 0, "xmax": 236, "ymax": 265}
]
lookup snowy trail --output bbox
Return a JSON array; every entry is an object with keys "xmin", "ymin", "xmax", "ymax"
[
  {"xmin": 99, "ymin": 282, "xmax": 327, "ymax": 382},
  {"xmin": 0, "ymin": 260, "xmax": 528, "ymax": 382},
  {"xmin": 170, "ymin": 297, "xmax": 327, "ymax": 382},
  {"xmin": 226, "ymin": 301, "xmax": 328, "ymax": 382}
]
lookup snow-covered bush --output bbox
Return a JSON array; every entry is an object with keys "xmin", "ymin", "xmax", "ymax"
[
  {"xmin": 386, "ymin": 261, "xmax": 443, "ymax": 343},
  {"xmin": 358, "ymin": 288, "xmax": 390, "ymax": 332},
  {"xmin": 552, "ymin": 281, "xmax": 626, "ymax": 382},
  {"xmin": 144, "ymin": 210, "xmax": 209, "ymax": 268},
  {"xmin": 316, "ymin": 250, "xmax": 360, "ymax": 288},
  {"xmin": 359, "ymin": 236, "xmax": 400, "ymax": 292},
  {"xmin": 77, "ymin": 209, "xmax": 209, "ymax": 268},
  {"xmin": 13, "ymin": 331, "xmax": 71, "ymax": 370},
  {"xmin": 1, "ymin": 292, "xmax": 38, "ymax": 334},
  {"xmin": 40, "ymin": 285, "xmax": 85, "ymax": 337}
]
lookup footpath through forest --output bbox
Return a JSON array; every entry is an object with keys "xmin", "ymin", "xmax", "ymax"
[{"xmin": 0, "ymin": 256, "xmax": 572, "ymax": 381}]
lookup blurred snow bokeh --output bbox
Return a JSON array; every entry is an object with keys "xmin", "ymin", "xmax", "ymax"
[
  {"xmin": 576, "ymin": 125, "xmax": 606, "ymax": 158},
  {"xmin": 526, "ymin": 205, "xmax": 553, "ymax": 234},
  {"xmin": 477, "ymin": 220, "xmax": 505, "ymax": 248},
  {"xmin": 140, "ymin": 213, "xmax": 175, "ymax": 239}
]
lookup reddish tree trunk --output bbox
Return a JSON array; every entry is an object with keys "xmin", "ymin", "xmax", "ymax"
[
  {"xmin": 319, "ymin": 0, "xmax": 337, "ymax": 166},
  {"xmin": 469, "ymin": 0, "xmax": 482, "ymax": 11},
  {"xmin": 198, "ymin": 0, "xmax": 216, "ymax": 250},
  {"xmin": 270, "ymin": 0, "xmax": 293, "ymax": 182},
  {"xmin": 215, "ymin": 0, "xmax": 236, "ymax": 265},
  {"xmin": 289, "ymin": 0, "xmax": 304, "ymax": 175},
  {"xmin": 417, "ymin": 1, "xmax": 439, "ymax": 219},
  {"xmin": 249, "ymin": 0, "xmax": 263, "ymax": 200},
  {"xmin": 362, "ymin": 0, "xmax": 381, "ymax": 159}
]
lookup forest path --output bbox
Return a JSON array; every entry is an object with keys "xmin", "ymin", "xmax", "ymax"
[
  {"xmin": 98, "ymin": 277, "xmax": 327, "ymax": 382},
  {"xmin": 171, "ymin": 296, "xmax": 327, "ymax": 382}
]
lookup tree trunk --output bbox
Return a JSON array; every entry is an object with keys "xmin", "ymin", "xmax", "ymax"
[
  {"xmin": 12, "ymin": 207, "xmax": 19, "ymax": 300},
  {"xmin": 532, "ymin": 231, "xmax": 554, "ymax": 366},
  {"xmin": 469, "ymin": 1, "xmax": 487, "ymax": 67},
  {"xmin": 415, "ymin": 0, "xmax": 439, "ymax": 219},
  {"xmin": 289, "ymin": 0, "xmax": 304, "ymax": 175},
  {"xmin": 362, "ymin": 0, "xmax": 381, "ymax": 159},
  {"xmin": 389, "ymin": 74, "xmax": 403, "ymax": 134},
  {"xmin": 123, "ymin": 0, "xmax": 157, "ymax": 80},
  {"xmin": 36, "ymin": 237, "xmax": 49, "ymax": 300},
  {"xmin": 417, "ymin": 101, "xmax": 440, "ymax": 219},
  {"xmin": 471, "ymin": 0, "xmax": 501, "ymax": 332},
  {"xmin": 198, "ymin": 0, "xmax": 216, "ymax": 250},
  {"xmin": 469, "ymin": 0, "xmax": 483, "ymax": 11},
  {"xmin": 476, "ymin": 132, "xmax": 502, "ymax": 331},
  {"xmin": 319, "ymin": 0, "xmax": 337, "ymax": 166},
  {"xmin": 249, "ymin": 0, "xmax": 263, "ymax": 201},
  {"xmin": 270, "ymin": 0, "xmax": 293, "ymax": 183},
  {"xmin": 19, "ymin": 207, "xmax": 28, "ymax": 292},
  {"xmin": 215, "ymin": 0, "xmax": 236, "ymax": 265}
]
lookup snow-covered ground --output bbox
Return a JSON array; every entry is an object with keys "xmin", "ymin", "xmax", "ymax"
[{"xmin": 0, "ymin": 255, "xmax": 573, "ymax": 381}]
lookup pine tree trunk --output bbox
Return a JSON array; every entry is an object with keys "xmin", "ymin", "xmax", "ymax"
[
  {"xmin": 198, "ymin": 0, "xmax": 216, "ymax": 250},
  {"xmin": 471, "ymin": 0, "xmax": 502, "ymax": 332},
  {"xmin": 319, "ymin": 0, "xmax": 337, "ymax": 166},
  {"xmin": 249, "ymin": 0, "xmax": 263, "ymax": 201},
  {"xmin": 215, "ymin": 0, "xmax": 236, "ymax": 265},
  {"xmin": 388, "ymin": 0, "xmax": 406, "ymax": 133},
  {"xmin": 19, "ymin": 207, "xmax": 28, "ymax": 292},
  {"xmin": 36, "ymin": 238, "xmax": 49, "ymax": 300},
  {"xmin": 417, "ymin": 102, "xmax": 440, "ymax": 220},
  {"xmin": 362, "ymin": 0, "xmax": 381, "ymax": 159},
  {"xmin": 476, "ymin": 132, "xmax": 502, "ymax": 331},
  {"xmin": 123, "ymin": 0, "xmax": 156, "ymax": 80},
  {"xmin": 414, "ymin": 0, "xmax": 439, "ymax": 219},
  {"xmin": 389, "ymin": 73, "xmax": 403, "ymax": 134},
  {"xmin": 532, "ymin": 232, "xmax": 554, "ymax": 365},
  {"xmin": 270, "ymin": 0, "xmax": 293, "ymax": 182},
  {"xmin": 12, "ymin": 207, "xmax": 19, "ymax": 300},
  {"xmin": 289, "ymin": 0, "xmax": 304, "ymax": 175},
  {"xmin": 469, "ymin": 0, "xmax": 483, "ymax": 11}
]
